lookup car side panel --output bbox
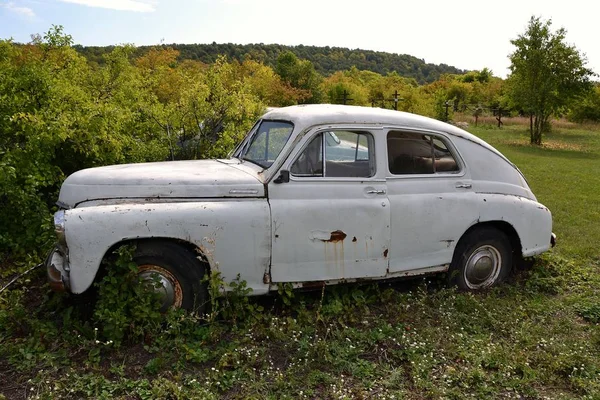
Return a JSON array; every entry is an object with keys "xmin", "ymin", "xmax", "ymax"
[
  {"xmin": 476, "ymin": 193, "xmax": 553, "ymax": 256},
  {"xmin": 451, "ymin": 138, "xmax": 552, "ymax": 255},
  {"xmin": 453, "ymin": 138, "xmax": 535, "ymax": 200},
  {"xmin": 386, "ymin": 133, "xmax": 552, "ymax": 272},
  {"xmin": 387, "ymin": 177, "xmax": 480, "ymax": 272},
  {"xmin": 269, "ymin": 126, "xmax": 391, "ymax": 283},
  {"xmin": 63, "ymin": 200, "xmax": 271, "ymax": 295}
]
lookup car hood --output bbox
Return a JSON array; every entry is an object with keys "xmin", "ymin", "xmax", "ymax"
[{"xmin": 58, "ymin": 159, "xmax": 265, "ymax": 208}]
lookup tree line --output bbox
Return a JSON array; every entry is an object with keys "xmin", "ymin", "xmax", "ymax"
[{"xmin": 74, "ymin": 42, "xmax": 464, "ymax": 85}]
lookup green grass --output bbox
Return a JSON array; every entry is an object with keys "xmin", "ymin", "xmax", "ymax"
[{"xmin": 1, "ymin": 120, "xmax": 600, "ymax": 400}]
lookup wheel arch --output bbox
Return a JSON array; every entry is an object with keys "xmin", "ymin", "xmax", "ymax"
[
  {"xmin": 448, "ymin": 220, "xmax": 520, "ymax": 290},
  {"xmin": 95, "ymin": 237, "xmax": 212, "ymax": 283},
  {"xmin": 455, "ymin": 220, "xmax": 522, "ymax": 262}
]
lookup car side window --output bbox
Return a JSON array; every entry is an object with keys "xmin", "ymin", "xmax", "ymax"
[
  {"xmin": 290, "ymin": 134, "xmax": 324, "ymax": 177},
  {"xmin": 387, "ymin": 131, "xmax": 459, "ymax": 175},
  {"xmin": 291, "ymin": 131, "xmax": 375, "ymax": 178}
]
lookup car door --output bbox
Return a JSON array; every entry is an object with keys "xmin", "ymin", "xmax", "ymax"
[
  {"xmin": 385, "ymin": 129, "xmax": 480, "ymax": 273},
  {"xmin": 268, "ymin": 128, "xmax": 390, "ymax": 283}
]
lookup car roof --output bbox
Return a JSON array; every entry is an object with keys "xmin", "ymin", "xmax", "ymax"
[{"xmin": 262, "ymin": 104, "xmax": 509, "ymax": 163}]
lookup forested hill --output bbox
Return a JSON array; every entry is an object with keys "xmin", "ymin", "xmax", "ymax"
[{"xmin": 74, "ymin": 43, "xmax": 464, "ymax": 84}]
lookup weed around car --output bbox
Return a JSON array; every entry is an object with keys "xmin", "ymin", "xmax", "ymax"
[{"xmin": 3, "ymin": 250, "xmax": 600, "ymax": 399}]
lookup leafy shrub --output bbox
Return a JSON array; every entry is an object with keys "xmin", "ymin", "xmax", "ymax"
[
  {"xmin": 92, "ymin": 245, "xmax": 163, "ymax": 346},
  {"xmin": 577, "ymin": 303, "xmax": 600, "ymax": 323},
  {"xmin": 0, "ymin": 27, "xmax": 264, "ymax": 267},
  {"xmin": 205, "ymin": 271, "xmax": 263, "ymax": 324},
  {"xmin": 568, "ymin": 86, "xmax": 600, "ymax": 123},
  {"xmin": 0, "ymin": 29, "xmax": 169, "ymax": 263},
  {"xmin": 277, "ymin": 282, "xmax": 294, "ymax": 306}
]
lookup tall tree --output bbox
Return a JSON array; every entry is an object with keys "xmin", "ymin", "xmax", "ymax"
[
  {"xmin": 275, "ymin": 51, "xmax": 322, "ymax": 103},
  {"xmin": 507, "ymin": 16, "xmax": 594, "ymax": 145}
]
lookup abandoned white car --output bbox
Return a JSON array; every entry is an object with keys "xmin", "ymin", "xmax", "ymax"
[{"xmin": 47, "ymin": 105, "xmax": 555, "ymax": 311}]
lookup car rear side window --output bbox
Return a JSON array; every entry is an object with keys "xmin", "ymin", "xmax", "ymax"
[
  {"xmin": 387, "ymin": 131, "xmax": 459, "ymax": 175},
  {"xmin": 291, "ymin": 131, "xmax": 375, "ymax": 178}
]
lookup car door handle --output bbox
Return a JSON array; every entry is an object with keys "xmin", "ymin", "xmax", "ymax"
[
  {"xmin": 366, "ymin": 189, "xmax": 386, "ymax": 195},
  {"xmin": 455, "ymin": 183, "xmax": 472, "ymax": 189}
]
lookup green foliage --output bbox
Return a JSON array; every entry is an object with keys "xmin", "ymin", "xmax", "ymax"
[
  {"xmin": 568, "ymin": 85, "xmax": 600, "ymax": 122},
  {"xmin": 93, "ymin": 245, "xmax": 163, "ymax": 346},
  {"xmin": 578, "ymin": 303, "xmax": 600, "ymax": 323},
  {"xmin": 5, "ymin": 25, "xmax": 600, "ymax": 398},
  {"xmin": 0, "ymin": 27, "xmax": 511, "ymax": 270},
  {"xmin": 205, "ymin": 270, "xmax": 263, "ymax": 324},
  {"xmin": 461, "ymin": 67, "xmax": 492, "ymax": 84},
  {"xmin": 0, "ymin": 30, "xmax": 167, "ymax": 262},
  {"xmin": 234, "ymin": 59, "xmax": 306, "ymax": 106},
  {"xmin": 146, "ymin": 55, "xmax": 265, "ymax": 160},
  {"xmin": 0, "ymin": 28, "xmax": 264, "ymax": 265},
  {"xmin": 432, "ymin": 90, "xmax": 453, "ymax": 122},
  {"xmin": 507, "ymin": 16, "xmax": 594, "ymax": 144},
  {"xmin": 275, "ymin": 51, "xmax": 322, "ymax": 103},
  {"xmin": 76, "ymin": 43, "xmax": 465, "ymax": 85},
  {"xmin": 4, "ymin": 233, "xmax": 600, "ymax": 399},
  {"xmin": 277, "ymin": 282, "xmax": 294, "ymax": 306},
  {"xmin": 420, "ymin": 71, "xmax": 506, "ymax": 119}
]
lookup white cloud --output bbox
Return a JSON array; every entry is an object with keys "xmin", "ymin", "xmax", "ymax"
[
  {"xmin": 1, "ymin": 1, "xmax": 36, "ymax": 17},
  {"xmin": 58, "ymin": 0, "xmax": 157, "ymax": 12}
]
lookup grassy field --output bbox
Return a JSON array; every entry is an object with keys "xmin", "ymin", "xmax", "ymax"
[{"xmin": 1, "ymin": 120, "xmax": 600, "ymax": 400}]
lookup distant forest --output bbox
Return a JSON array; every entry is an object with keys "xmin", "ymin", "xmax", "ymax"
[{"xmin": 73, "ymin": 43, "xmax": 464, "ymax": 84}]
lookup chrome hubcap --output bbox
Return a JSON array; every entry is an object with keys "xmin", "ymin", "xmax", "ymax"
[
  {"xmin": 464, "ymin": 245, "xmax": 501, "ymax": 289},
  {"xmin": 138, "ymin": 265, "xmax": 182, "ymax": 311}
]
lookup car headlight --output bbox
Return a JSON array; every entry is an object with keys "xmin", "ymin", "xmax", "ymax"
[{"xmin": 54, "ymin": 210, "xmax": 66, "ymax": 248}]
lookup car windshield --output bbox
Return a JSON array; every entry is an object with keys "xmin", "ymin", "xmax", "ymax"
[{"xmin": 237, "ymin": 120, "xmax": 294, "ymax": 168}]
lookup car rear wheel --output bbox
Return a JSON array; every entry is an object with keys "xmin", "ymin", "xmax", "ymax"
[
  {"xmin": 449, "ymin": 227, "xmax": 513, "ymax": 290},
  {"xmin": 133, "ymin": 241, "xmax": 208, "ymax": 313}
]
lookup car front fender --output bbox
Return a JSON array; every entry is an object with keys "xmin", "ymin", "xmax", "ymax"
[{"xmin": 62, "ymin": 200, "xmax": 271, "ymax": 295}]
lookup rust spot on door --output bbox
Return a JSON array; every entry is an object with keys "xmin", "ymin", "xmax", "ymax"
[
  {"xmin": 383, "ymin": 249, "xmax": 388, "ymax": 258},
  {"xmin": 325, "ymin": 230, "xmax": 347, "ymax": 243},
  {"xmin": 352, "ymin": 236, "xmax": 357, "ymax": 242}
]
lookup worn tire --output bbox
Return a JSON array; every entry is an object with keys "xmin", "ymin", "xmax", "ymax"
[
  {"xmin": 133, "ymin": 241, "xmax": 208, "ymax": 313},
  {"xmin": 448, "ymin": 227, "xmax": 513, "ymax": 290}
]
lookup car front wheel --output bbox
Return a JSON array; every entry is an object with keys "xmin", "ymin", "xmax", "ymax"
[{"xmin": 133, "ymin": 241, "xmax": 208, "ymax": 313}]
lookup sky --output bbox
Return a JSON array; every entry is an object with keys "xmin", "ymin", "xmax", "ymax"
[{"xmin": 0, "ymin": 0, "xmax": 598, "ymax": 78}]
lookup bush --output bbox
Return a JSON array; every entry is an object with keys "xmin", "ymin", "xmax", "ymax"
[
  {"xmin": 0, "ymin": 27, "xmax": 264, "ymax": 267},
  {"xmin": 568, "ymin": 86, "xmax": 600, "ymax": 123},
  {"xmin": 92, "ymin": 246, "xmax": 163, "ymax": 346}
]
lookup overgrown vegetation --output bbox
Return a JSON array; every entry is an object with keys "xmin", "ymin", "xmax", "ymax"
[
  {"xmin": 2, "ymin": 256, "xmax": 600, "ymax": 398},
  {"xmin": 2, "ymin": 120, "xmax": 600, "ymax": 399},
  {"xmin": 2, "ymin": 21, "xmax": 600, "ymax": 399},
  {"xmin": 0, "ymin": 26, "xmax": 264, "ymax": 263}
]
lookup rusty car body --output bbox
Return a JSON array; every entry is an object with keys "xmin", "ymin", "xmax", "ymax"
[{"xmin": 47, "ymin": 104, "xmax": 554, "ymax": 310}]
